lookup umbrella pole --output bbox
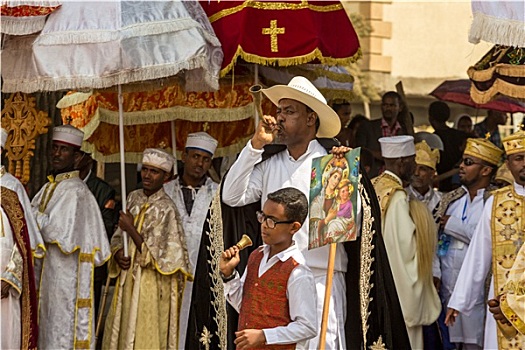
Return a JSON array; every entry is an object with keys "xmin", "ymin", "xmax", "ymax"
[
  {"xmin": 118, "ymin": 84, "xmax": 129, "ymax": 257},
  {"xmin": 254, "ymin": 64, "xmax": 259, "ymax": 125},
  {"xmin": 171, "ymin": 120, "xmax": 177, "ymax": 176}
]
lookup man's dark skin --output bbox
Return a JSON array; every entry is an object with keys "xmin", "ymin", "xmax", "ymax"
[
  {"xmin": 113, "ymin": 164, "xmax": 170, "ymax": 269},
  {"xmin": 182, "ymin": 148, "xmax": 213, "ymax": 187},
  {"xmin": 50, "ymin": 141, "xmax": 83, "ymax": 174},
  {"xmin": 369, "ymin": 95, "xmax": 402, "ymax": 162},
  {"xmin": 383, "ymin": 154, "xmax": 416, "ymax": 187}
]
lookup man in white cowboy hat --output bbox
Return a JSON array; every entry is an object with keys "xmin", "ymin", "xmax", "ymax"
[
  {"xmin": 0, "ymin": 128, "xmax": 45, "ymax": 349},
  {"xmin": 103, "ymin": 148, "xmax": 191, "ymax": 350},
  {"xmin": 446, "ymin": 128, "xmax": 525, "ymax": 349},
  {"xmin": 164, "ymin": 131, "xmax": 219, "ymax": 347},
  {"xmin": 216, "ymin": 76, "xmax": 410, "ymax": 349},
  {"xmin": 372, "ymin": 135, "xmax": 441, "ymax": 350},
  {"xmin": 31, "ymin": 124, "xmax": 111, "ymax": 350},
  {"xmin": 433, "ymin": 138, "xmax": 502, "ymax": 350}
]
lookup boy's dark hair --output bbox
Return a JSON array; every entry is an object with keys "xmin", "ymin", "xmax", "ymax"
[
  {"xmin": 428, "ymin": 101, "xmax": 450, "ymax": 123},
  {"xmin": 267, "ymin": 187, "xmax": 308, "ymax": 225}
]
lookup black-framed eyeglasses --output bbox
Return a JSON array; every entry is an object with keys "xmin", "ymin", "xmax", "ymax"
[
  {"xmin": 461, "ymin": 157, "xmax": 484, "ymax": 166},
  {"xmin": 256, "ymin": 211, "xmax": 294, "ymax": 229}
]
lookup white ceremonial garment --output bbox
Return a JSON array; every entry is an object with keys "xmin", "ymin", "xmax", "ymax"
[
  {"xmin": 406, "ymin": 184, "xmax": 442, "ymax": 213},
  {"xmin": 31, "ymin": 173, "xmax": 111, "ymax": 350},
  {"xmin": 1, "ymin": 207, "xmax": 21, "ymax": 350},
  {"xmin": 449, "ymin": 182, "xmax": 525, "ymax": 349},
  {"xmin": 382, "ymin": 172, "xmax": 441, "ymax": 350},
  {"xmin": 164, "ymin": 176, "xmax": 218, "ymax": 349},
  {"xmin": 224, "ymin": 244, "xmax": 317, "ymax": 349},
  {"xmin": 222, "ymin": 139, "xmax": 353, "ymax": 349},
  {"xmin": 0, "ymin": 167, "xmax": 45, "ymax": 257},
  {"xmin": 441, "ymin": 187, "xmax": 486, "ymax": 346}
]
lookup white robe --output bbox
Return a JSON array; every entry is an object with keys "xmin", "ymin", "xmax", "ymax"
[
  {"xmin": 222, "ymin": 139, "xmax": 350, "ymax": 349},
  {"xmin": 164, "ymin": 176, "xmax": 218, "ymax": 349},
  {"xmin": 1, "ymin": 207, "xmax": 21, "ymax": 350},
  {"xmin": 31, "ymin": 173, "xmax": 111, "ymax": 349},
  {"xmin": 449, "ymin": 182, "xmax": 525, "ymax": 349},
  {"xmin": 440, "ymin": 187, "xmax": 486, "ymax": 346},
  {"xmin": 381, "ymin": 172, "xmax": 441, "ymax": 350}
]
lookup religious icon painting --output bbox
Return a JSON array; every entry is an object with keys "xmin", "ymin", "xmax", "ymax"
[{"xmin": 308, "ymin": 148, "xmax": 361, "ymax": 249}]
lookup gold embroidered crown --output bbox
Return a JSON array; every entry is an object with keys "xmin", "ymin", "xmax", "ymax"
[
  {"xmin": 415, "ymin": 140, "xmax": 440, "ymax": 170},
  {"xmin": 464, "ymin": 138, "xmax": 503, "ymax": 166},
  {"xmin": 502, "ymin": 126, "xmax": 525, "ymax": 156}
]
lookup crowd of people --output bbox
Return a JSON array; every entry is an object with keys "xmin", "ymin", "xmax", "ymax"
[{"xmin": 1, "ymin": 74, "xmax": 524, "ymax": 350}]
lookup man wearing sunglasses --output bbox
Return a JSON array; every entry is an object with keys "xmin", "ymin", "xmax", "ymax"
[
  {"xmin": 434, "ymin": 137, "xmax": 502, "ymax": 350},
  {"xmin": 447, "ymin": 128, "xmax": 525, "ymax": 349}
]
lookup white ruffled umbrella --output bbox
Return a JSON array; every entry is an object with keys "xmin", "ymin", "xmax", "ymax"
[
  {"xmin": 1, "ymin": 0, "xmax": 61, "ymax": 35},
  {"xmin": 1, "ymin": 0, "xmax": 223, "ymax": 256}
]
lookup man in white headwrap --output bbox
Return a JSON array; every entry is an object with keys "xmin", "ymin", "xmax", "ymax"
[
  {"xmin": 372, "ymin": 135, "xmax": 441, "ymax": 349},
  {"xmin": 31, "ymin": 125, "xmax": 111, "ymax": 349},
  {"xmin": 1, "ymin": 128, "xmax": 45, "ymax": 350},
  {"xmin": 164, "ymin": 132, "xmax": 219, "ymax": 348},
  {"xmin": 103, "ymin": 148, "xmax": 191, "ymax": 350}
]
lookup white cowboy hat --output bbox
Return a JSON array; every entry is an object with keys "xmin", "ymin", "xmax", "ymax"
[{"xmin": 261, "ymin": 76, "xmax": 341, "ymax": 138}]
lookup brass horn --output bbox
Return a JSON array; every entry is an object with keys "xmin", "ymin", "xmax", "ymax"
[
  {"xmin": 249, "ymin": 84, "xmax": 264, "ymax": 120},
  {"xmin": 235, "ymin": 234, "xmax": 253, "ymax": 251}
]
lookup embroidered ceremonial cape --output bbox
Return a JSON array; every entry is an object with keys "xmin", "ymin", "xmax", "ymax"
[
  {"xmin": 1, "ymin": 187, "xmax": 39, "ymax": 350},
  {"xmin": 103, "ymin": 188, "xmax": 192, "ymax": 350},
  {"xmin": 490, "ymin": 186, "xmax": 525, "ymax": 347}
]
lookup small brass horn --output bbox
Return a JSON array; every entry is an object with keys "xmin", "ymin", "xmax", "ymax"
[
  {"xmin": 235, "ymin": 234, "xmax": 253, "ymax": 251},
  {"xmin": 249, "ymin": 84, "xmax": 264, "ymax": 120}
]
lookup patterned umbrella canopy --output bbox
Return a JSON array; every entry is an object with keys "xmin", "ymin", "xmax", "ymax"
[
  {"xmin": 467, "ymin": 1, "xmax": 525, "ymax": 103},
  {"xmin": 56, "ymin": 75, "xmax": 269, "ymax": 163},
  {"xmin": 1, "ymin": 1, "xmax": 223, "ymax": 93},
  {"xmin": 1, "ymin": 0, "xmax": 61, "ymax": 35},
  {"xmin": 200, "ymin": 0, "xmax": 361, "ymax": 77},
  {"xmin": 430, "ymin": 79, "xmax": 525, "ymax": 113}
]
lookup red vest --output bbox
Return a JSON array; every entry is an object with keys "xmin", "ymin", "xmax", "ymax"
[{"xmin": 238, "ymin": 248, "xmax": 299, "ymax": 350}]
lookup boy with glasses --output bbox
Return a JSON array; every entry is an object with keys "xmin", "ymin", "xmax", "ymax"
[{"xmin": 219, "ymin": 187, "xmax": 317, "ymax": 349}]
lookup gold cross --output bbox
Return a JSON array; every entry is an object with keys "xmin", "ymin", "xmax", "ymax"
[{"xmin": 262, "ymin": 20, "xmax": 285, "ymax": 53}]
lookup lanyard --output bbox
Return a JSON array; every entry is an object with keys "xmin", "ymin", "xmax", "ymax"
[{"xmin": 461, "ymin": 197, "xmax": 468, "ymax": 223}]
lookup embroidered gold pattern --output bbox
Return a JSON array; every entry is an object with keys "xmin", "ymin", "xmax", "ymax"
[
  {"xmin": 369, "ymin": 335, "xmax": 387, "ymax": 350},
  {"xmin": 262, "ymin": 20, "xmax": 285, "ymax": 53},
  {"xmin": 491, "ymin": 186, "xmax": 525, "ymax": 348},
  {"xmin": 208, "ymin": 1, "xmax": 343, "ymax": 23},
  {"xmin": 1, "ymin": 92, "xmax": 51, "ymax": 184},
  {"xmin": 206, "ymin": 186, "xmax": 227, "ymax": 349},
  {"xmin": 199, "ymin": 326, "xmax": 212, "ymax": 350},
  {"xmin": 359, "ymin": 176, "xmax": 375, "ymax": 345},
  {"xmin": 39, "ymin": 171, "xmax": 80, "ymax": 213},
  {"xmin": 1, "ymin": 187, "xmax": 34, "ymax": 350},
  {"xmin": 77, "ymin": 298, "xmax": 91, "ymax": 308}
]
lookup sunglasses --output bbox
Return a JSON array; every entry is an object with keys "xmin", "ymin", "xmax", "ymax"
[
  {"xmin": 461, "ymin": 158, "xmax": 484, "ymax": 166},
  {"xmin": 256, "ymin": 211, "xmax": 294, "ymax": 229}
]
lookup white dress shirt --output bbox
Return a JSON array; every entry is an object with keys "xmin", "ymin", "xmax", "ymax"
[{"xmin": 224, "ymin": 244, "xmax": 317, "ymax": 348}]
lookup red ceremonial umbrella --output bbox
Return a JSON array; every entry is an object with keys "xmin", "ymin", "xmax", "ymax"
[
  {"xmin": 430, "ymin": 79, "xmax": 525, "ymax": 114},
  {"xmin": 200, "ymin": 0, "xmax": 361, "ymax": 77}
]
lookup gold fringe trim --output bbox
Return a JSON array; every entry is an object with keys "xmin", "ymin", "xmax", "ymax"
[
  {"xmin": 220, "ymin": 46, "xmax": 362, "ymax": 77},
  {"xmin": 469, "ymin": 78, "xmax": 525, "ymax": 104},
  {"xmin": 85, "ymin": 136, "xmax": 252, "ymax": 164},
  {"xmin": 468, "ymin": 64, "xmax": 525, "ymax": 82},
  {"xmin": 209, "ymin": 1, "xmax": 343, "ymax": 23},
  {"xmin": 409, "ymin": 199, "xmax": 436, "ymax": 281},
  {"xmin": 56, "ymin": 91, "xmax": 93, "ymax": 109},
  {"xmin": 96, "ymin": 104, "xmax": 254, "ymax": 126}
]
